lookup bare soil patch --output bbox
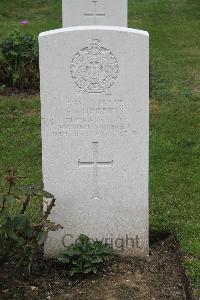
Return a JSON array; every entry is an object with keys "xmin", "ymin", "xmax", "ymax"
[
  {"xmin": 0, "ymin": 88, "xmax": 39, "ymax": 97},
  {"xmin": 0, "ymin": 234, "xmax": 194, "ymax": 300}
]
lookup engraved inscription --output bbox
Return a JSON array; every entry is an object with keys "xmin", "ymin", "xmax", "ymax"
[
  {"xmin": 70, "ymin": 39, "xmax": 119, "ymax": 94},
  {"xmin": 48, "ymin": 96, "xmax": 137, "ymax": 138},
  {"xmin": 78, "ymin": 142, "xmax": 113, "ymax": 200},
  {"xmin": 84, "ymin": 0, "xmax": 106, "ymax": 24}
]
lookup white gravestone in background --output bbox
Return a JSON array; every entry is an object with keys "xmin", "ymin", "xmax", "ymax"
[
  {"xmin": 39, "ymin": 26, "xmax": 149, "ymax": 257},
  {"xmin": 62, "ymin": 0, "xmax": 128, "ymax": 27}
]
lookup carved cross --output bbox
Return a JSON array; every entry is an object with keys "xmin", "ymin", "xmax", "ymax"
[
  {"xmin": 84, "ymin": 0, "xmax": 106, "ymax": 24},
  {"xmin": 78, "ymin": 142, "xmax": 113, "ymax": 200}
]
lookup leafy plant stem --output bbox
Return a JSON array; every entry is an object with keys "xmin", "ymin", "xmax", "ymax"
[
  {"xmin": 44, "ymin": 197, "xmax": 56, "ymax": 220},
  {"xmin": 20, "ymin": 196, "xmax": 31, "ymax": 214}
]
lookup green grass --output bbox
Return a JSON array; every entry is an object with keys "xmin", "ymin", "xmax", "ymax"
[
  {"xmin": 150, "ymin": 100, "xmax": 200, "ymax": 295},
  {"xmin": 129, "ymin": 0, "xmax": 200, "ymax": 103},
  {"xmin": 0, "ymin": 96, "xmax": 42, "ymax": 185},
  {"xmin": 0, "ymin": 0, "xmax": 61, "ymax": 38},
  {"xmin": 0, "ymin": 0, "xmax": 200, "ymax": 296}
]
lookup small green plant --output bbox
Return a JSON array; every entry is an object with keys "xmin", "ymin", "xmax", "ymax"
[
  {"xmin": 0, "ymin": 168, "xmax": 63, "ymax": 269},
  {"xmin": 0, "ymin": 29, "xmax": 39, "ymax": 91},
  {"xmin": 57, "ymin": 234, "xmax": 114, "ymax": 277}
]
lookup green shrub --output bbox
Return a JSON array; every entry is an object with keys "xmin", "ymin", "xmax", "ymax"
[
  {"xmin": 0, "ymin": 168, "xmax": 62, "ymax": 269},
  {"xmin": 57, "ymin": 234, "xmax": 114, "ymax": 277},
  {"xmin": 0, "ymin": 29, "xmax": 39, "ymax": 91}
]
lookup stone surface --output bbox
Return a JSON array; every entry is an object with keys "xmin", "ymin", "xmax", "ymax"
[
  {"xmin": 62, "ymin": 0, "xmax": 128, "ymax": 27},
  {"xmin": 39, "ymin": 26, "xmax": 149, "ymax": 257}
]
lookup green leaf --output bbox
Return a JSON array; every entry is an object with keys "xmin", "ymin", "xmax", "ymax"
[
  {"xmin": 37, "ymin": 231, "xmax": 48, "ymax": 246},
  {"xmin": 5, "ymin": 195, "xmax": 16, "ymax": 205},
  {"xmin": 13, "ymin": 215, "xmax": 30, "ymax": 230},
  {"xmin": 19, "ymin": 186, "xmax": 36, "ymax": 196},
  {"xmin": 17, "ymin": 237, "xmax": 26, "ymax": 247},
  {"xmin": 0, "ymin": 194, "xmax": 5, "ymax": 204},
  {"xmin": 56, "ymin": 234, "xmax": 114, "ymax": 277},
  {"xmin": 0, "ymin": 217, "xmax": 5, "ymax": 226},
  {"xmin": 47, "ymin": 224, "xmax": 63, "ymax": 231},
  {"xmin": 57, "ymin": 255, "xmax": 70, "ymax": 264},
  {"xmin": 83, "ymin": 267, "xmax": 92, "ymax": 274},
  {"xmin": 44, "ymin": 220, "xmax": 63, "ymax": 231},
  {"xmin": 68, "ymin": 247, "xmax": 81, "ymax": 256},
  {"xmin": 69, "ymin": 268, "xmax": 79, "ymax": 277},
  {"xmin": 42, "ymin": 190, "xmax": 54, "ymax": 198},
  {"xmin": 92, "ymin": 267, "xmax": 98, "ymax": 273},
  {"xmin": 92, "ymin": 258, "xmax": 103, "ymax": 264},
  {"xmin": 30, "ymin": 183, "xmax": 43, "ymax": 190},
  {"xmin": 7, "ymin": 230, "xmax": 19, "ymax": 241}
]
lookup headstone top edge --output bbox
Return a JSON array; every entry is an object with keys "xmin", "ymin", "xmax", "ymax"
[
  {"xmin": 39, "ymin": 26, "xmax": 149, "ymax": 40},
  {"xmin": 62, "ymin": 0, "xmax": 128, "ymax": 28}
]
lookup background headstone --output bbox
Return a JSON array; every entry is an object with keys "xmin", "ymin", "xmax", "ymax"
[
  {"xmin": 62, "ymin": 0, "xmax": 128, "ymax": 27},
  {"xmin": 39, "ymin": 26, "xmax": 149, "ymax": 257}
]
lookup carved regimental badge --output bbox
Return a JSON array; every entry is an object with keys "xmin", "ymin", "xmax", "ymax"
[{"xmin": 70, "ymin": 39, "xmax": 119, "ymax": 93}]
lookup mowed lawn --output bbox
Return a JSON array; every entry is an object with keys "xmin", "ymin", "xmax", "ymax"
[{"xmin": 0, "ymin": 0, "xmax": 200, "ymax": 296}]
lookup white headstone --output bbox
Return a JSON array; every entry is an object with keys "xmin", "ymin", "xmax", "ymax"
[
  {"xmin": 62, "ymin": 0, "xmax": 128, "ymax": 27},
  {"xmin": 39, "ymin": 26, "xmax": 149, "ymax": 257}
]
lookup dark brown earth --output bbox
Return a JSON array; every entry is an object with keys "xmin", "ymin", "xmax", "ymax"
[
  {"xmin": 0, "ymin": 87, "xmax": 38, "ymax": 97},
  {"xmin": 0, "ymin": 234, "xmax": 194, "ymax": 300}
]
